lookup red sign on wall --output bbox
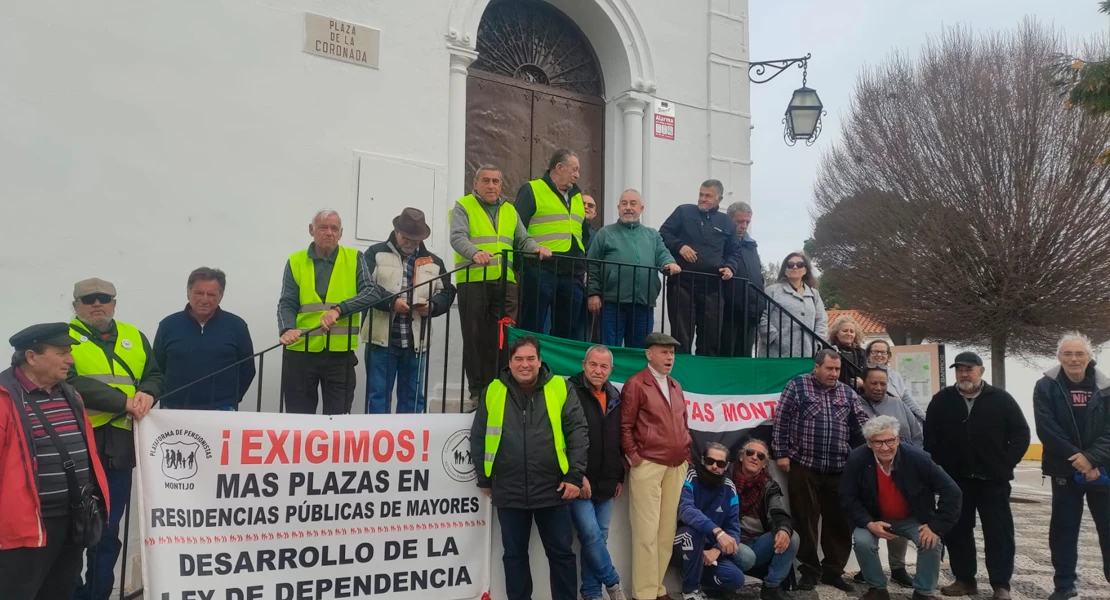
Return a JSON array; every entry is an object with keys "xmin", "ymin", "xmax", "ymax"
[{"xmin": 654, "ymin": 99, "xmax": 675, "ymax": 140}]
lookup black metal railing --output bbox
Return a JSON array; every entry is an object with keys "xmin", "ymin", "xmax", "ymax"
[{"xmin": 100, "ymin": 251, "xmax": 846, "ymax": 600}]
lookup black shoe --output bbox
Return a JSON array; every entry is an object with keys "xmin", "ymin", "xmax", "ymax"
[
  {"xmin": 819, "ymin": 575, "xmax": 855, "ymax": 592},
  {"xmin": 890, "ymin": 568, "xmax": 914, "ymax": 587},
  {"xmin": 760, "ymin": 584, "xmax": 788, "ymax": 600},
  {"xmin": 797, "ymin": 574, "xmax": 817, "ymax": 591},
  {"xmin": 853, "ymin": 572, "xmax": 866, "ymax": 583},
  {"xmin": 1048, "ymin": 589, "xmax": 1078, "ymax": 600}
]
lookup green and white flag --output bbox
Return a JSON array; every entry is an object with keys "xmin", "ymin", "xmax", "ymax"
[{"xmin": 505, "ymin": 328, "xmax": 811, "ymax": 449}]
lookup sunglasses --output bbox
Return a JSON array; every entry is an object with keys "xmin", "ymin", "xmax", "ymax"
[
  {"xmin": 79, "ymin": 294, "xmax": 114, "ymax": 305},
  {"xmin": 743, "ymin": 449, "xmax": 767, "ymax": 461},
  {"xmin": 785, "ymin": 261, "xmax": 806, "ymax": 269},
  {"xmin": 703, "ymin": 456, "xmax": 729, "ymax": 469}
]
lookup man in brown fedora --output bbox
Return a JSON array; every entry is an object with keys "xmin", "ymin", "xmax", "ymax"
[{"xmin": 361, "ymin": 207, "xmax": 456, "ymax": 413}]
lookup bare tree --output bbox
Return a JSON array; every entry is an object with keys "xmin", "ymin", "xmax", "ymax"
[{"xmin": 810, "ymin": 21, "xmax": 1110, "ymax": 387}]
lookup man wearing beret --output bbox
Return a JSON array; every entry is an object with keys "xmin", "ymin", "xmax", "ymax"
[
  {"xmin": 620, "ymin": 332, "xmax": 693, "ymax": 600},
  {"xmin": 0, "ymin": 323, "xmax": 110, "ymax": 600},
  {"xmin": 66, "ymin": 277, "xmax": 161, "ymax": 600},
  {"xmin": 924, "ymin": 352, "xmax": 1030, "ymax": 600}
]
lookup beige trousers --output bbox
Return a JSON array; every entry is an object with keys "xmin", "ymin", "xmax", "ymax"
[{"xmin": 629, "ymin": 460, "xmax": 688, "ymax": 599}]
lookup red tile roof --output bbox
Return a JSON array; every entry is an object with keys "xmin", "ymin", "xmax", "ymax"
[{"xmin": 826, "ymin": 309, "xmax": 886, "ymax": 335}]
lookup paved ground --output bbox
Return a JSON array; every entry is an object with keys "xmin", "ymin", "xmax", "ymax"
[{"xmin": 724, "ymin": 464, "xmax": 1109, "ymax": 600}]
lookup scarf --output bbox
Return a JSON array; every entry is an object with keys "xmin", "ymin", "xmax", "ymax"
[
  {"xmin": 733, "ymin": 467, "xmax": 768, "ymax": 519},
  {"xmin": 695, "ymin": 461, "xmax": 726, "ymax": 489}
]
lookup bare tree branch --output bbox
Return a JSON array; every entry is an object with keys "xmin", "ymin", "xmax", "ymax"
[{"xmin": 811, "ymin": 21, "xmax": 1110, "ymax": 387}]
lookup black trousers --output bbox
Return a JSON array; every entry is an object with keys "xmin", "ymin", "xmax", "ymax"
[
  {"xmin": 0, "ymin": 515, "xmax": 82, "ymax": 600},
  {"xmin": 946, "ymin": 478, "xmax": 1016, "ymax": 589},
  {"xmin": 498, "ymin": 505, "xmax": 577, "ymax": 600},
  {"xmin": 281, "ymin": 349, "xmax": 357, "ymax": 414},
  {"xmin": 722, "ymin": 317, "xmax": 758, "ymax": 358},
  {"xmin": 788, "ymin": 463, "xmax": 852, "ymax": 578},
  {"xmin": 666, "ymin": 277, "xmax": 723, "ymax": 356},
  {"xmin": 457, "ymin": 281, "xmax": 517, "ymax": 399},
  {"xmin": 1049, "ymin": 476, "xmax": 1110, "ymax": 591}
]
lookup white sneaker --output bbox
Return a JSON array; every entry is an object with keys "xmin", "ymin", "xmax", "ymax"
[
  {"xmin": 463, "ymin": 395, "xmax": 478, "ymax": 412},
  {"xmin": 606, "ymin": 585, "xmax": 628, "ymax": 600},
  {"xmin": 683, "ymin": 591, "xmax": 708, "ymax": 600}
]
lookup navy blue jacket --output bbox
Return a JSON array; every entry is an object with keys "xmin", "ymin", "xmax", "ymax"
[
  {"xmin": 659, "ymin": 204, "xmax": 742, "ymax": 275},
  {"xmin": 153, "ymin": 307, "xmax": 256, "ymax": 410},
  {"xmin": 678, "ymin": 469, "xmax": 741, "ymax": 549},
  {"xmin": 1033, "ymin": 365, "xmax": 1110, "ymax": 477},
  {"xmin": 839, "ymin": 444, "xmax": 962, "ymax": 535}
]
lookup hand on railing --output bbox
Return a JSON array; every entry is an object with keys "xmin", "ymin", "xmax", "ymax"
[
  {"xmin": 279, "ymin": 329, "xmax": 302, "ymax": 345},
  {"xmin": 472, "ymin": 250, "xmax": 493, "ymax": 265},
  {"xmin": 537, "ymin": 247, "xmax": 552, "ymax": 259},
  {"xmin": 718, "ymin": 267, "xmax": 733, "ymax": 281},
  {"xmin": 662, "ymin": 263, "xmax": 682, "ymax": 275},
  {"xmin": 319, "ymin": 306, "xmax": 342, "ymax": 330}
]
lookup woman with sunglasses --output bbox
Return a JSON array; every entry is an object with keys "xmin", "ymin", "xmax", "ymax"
[
  {"xmin": 730, "ymin": 439, "xmax": 799, "ymax": 600},
  {"xmin": 865, "ymin": 340, "xmax": 926, "ymax": 423},
  {"xmin": 757, "ymin": 253, "xmax": 827, "ymax": 358}
]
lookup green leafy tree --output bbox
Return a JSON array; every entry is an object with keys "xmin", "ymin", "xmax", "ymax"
[{"xmin": 1052, "ymin": 1, "xmax": 1110, "ymax": 162}]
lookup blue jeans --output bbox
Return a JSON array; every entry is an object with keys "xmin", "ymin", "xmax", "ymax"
[
  {"xmin": 600, "ymin": 302, "xmax": 655, "ymax": 348},
  {"xmin": 733, "ymin": 530, "xmax": 800, "ymax": 587},
  {"xmin": 853, "ymin": 518, "xmax": 943, "ymax": 596},
  {"xmin": 74, "ymin": 467, "xmax": 132, "ymax": 600},
  {"xmin": 1049, "ymin": 476, "xmax": 1110, "ymax": 591},
  {"xmin": 520, "ymin": 266, "xmax": 584, "ymax": 339},
  {"xmin": 365, "ymin": 344, "xmax": 425, "ymax": 414},
  {"xmin": 569, "ymin": 499, "xmax": 620, "ymax": 598}
]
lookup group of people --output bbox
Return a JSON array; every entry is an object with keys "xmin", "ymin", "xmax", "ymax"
[
  {"xmin": 469, "ymin": 334, "xmax": 1109, "ymax": 600},
  {"xmin": 469, "ymin": 332, "xmax": 802, "ymax": 600}
]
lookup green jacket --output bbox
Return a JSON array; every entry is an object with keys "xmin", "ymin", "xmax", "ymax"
[{"xmin": 586, "ymin": 221, "xmax": 676, "ymax": 306}]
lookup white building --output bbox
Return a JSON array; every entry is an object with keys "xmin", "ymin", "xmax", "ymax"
[{"xmin": 1, "ymin": 1, "xmax": 755, "ymax": 598}]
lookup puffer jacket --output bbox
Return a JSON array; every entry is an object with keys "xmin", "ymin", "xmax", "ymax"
[
  {"xmin": 470, "ymin": 364, "xmax": 588, "ymax": 509},
  {"xmin": 1033, "ymin": 364, "xmax": 1110, "ymax": 478},
  {"xmin": 757, "ymin": 282, "xmax": 827, "ymax": 358},
  {"xmin": 585, "ymin": 220, "xmax": 675, "ymax": 307},
  {"xmin": 567, "ymin": 372, "xmax": 624, "ymax": 500},
  {"xmin": 620, "ymin": 367, "xmax": 692, "ymax": 468},
  {"xmin": 360, "ymin": 233, "xmax": 456, "ymax": 352},
  {"xmin": 0, "ymin": 367, "xmax": 110, "ymax": 549}
]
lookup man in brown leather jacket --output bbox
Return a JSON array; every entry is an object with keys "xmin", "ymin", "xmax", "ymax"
[{"xmin": 621, "ymin": 332, "xmax": 693, "ymax": 600}]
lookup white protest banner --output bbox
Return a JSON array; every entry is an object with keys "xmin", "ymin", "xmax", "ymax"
[{"xmin": 136, "ymin": 410, "xmax": 490, "ymax": 600}]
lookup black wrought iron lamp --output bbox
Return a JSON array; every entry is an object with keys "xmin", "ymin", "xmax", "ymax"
[{"xmin": 748, "ymin": 53, "xmax": 826, "ymax": 146}]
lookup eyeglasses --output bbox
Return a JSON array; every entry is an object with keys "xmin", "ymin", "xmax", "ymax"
[
  {"xmin": 785, "ymin": 262, "xmax": 806, "ymax": 269},
  {"xmin": 79, "ymin": 294, "xmax": 114, "ymax": 305},
  {"xmin": 743, "ymin": 449, "xmax": 767, "ymax": 461},
  {"xmin": 703, "ymin": 456, "xmax": 729, "ymax": 469},
  {"xmin": 870, "ymin": 438, "xmax": 899, "ymax": 448},
  {"xmin": 869, "ymin": 350, "xmax": 890, "ymax": 357}
]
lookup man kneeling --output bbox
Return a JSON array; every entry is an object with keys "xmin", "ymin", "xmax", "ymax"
[
  {"xmin": 672, "ymin": 443, "xmax": 745, "ymax": 600},
  {"xmin": 840, "ymin": 416, "xmax": 963, "ymax": 600}
]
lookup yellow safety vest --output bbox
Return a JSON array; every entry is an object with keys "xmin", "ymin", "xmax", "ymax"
[
  {"xmin": 483, "ymin": 376, "xmax": 569, "ymax": 477},
  {"xmin": 526, "ymin": 180, "xmax": 585, "ymax": 253},
  {"xmin": 287, "ymin": 246, "xmax": 362, "ymax": 352},
  {"xmin": 69, "ymin": 319, "xmax": 148, "ymax": 430},
  {"xmin": 452, "ymin": 194, "xmax": 518, "ymax": 285}
]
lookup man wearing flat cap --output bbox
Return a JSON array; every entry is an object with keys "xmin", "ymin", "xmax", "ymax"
[
  {"xmin": 620, "ymin": 332, "xmax": 693, "ymax": 600},
  {"xmin": 924, "ymin": 352, "xmax": 1030, "ymax": 600},
  {"xmin": 66, "ymin": 277, "xmax": 161, "ymax": 600},
  {"xmin": 0, "ymin": 324, "xmax": 110, "ymax": 600},
  {"xmin": 277, "ymin": 209, "xmax": 387, "ymax": 415},
  {"xmin": 360, "ymin": 208, "xmax": 455, "ymax": 414}
]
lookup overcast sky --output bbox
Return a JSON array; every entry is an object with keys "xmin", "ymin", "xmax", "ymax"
[{"xmin": 748, "ymin": 0, "xmax": 1110, "ymax": 270}]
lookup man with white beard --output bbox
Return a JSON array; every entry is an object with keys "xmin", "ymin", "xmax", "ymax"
[
  {"xmin": 585, "ymin": 190, "xmax": 681, "ymax": 348},
  {"xmin": 923, "ymin": 352, "xmax": 1030, "ymax": 600}
]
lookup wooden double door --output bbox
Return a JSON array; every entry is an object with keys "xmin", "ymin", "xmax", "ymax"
[{"xmin": 464, "ymin": 70, "xmax": 606, "ymax": 226}]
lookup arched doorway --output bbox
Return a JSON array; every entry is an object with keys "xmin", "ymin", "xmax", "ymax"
[{"xmin": 464, "ymin": 0, "xmax": 606, "ymax": 225}]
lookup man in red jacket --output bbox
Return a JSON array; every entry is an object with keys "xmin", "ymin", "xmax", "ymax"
[
  {"xmin": 621, "ymin": 332, "xmax": 693, "ymax": 600},
  {"xmin": 0, "ymin": 323, "xmax": 110, "ymax": 600}
]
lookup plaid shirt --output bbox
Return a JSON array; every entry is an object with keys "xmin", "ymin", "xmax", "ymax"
[
  {"xmin": 389, "ymin": 249, "xmax": 417, "ymax": 349},
  {"xmin": 772, "ymin": 373, "xmax": 869, "ymax": 474}
]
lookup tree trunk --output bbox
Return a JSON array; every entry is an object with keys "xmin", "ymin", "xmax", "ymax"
[{"xmin": 990, "ymin": 335, "xmax": 1007, "ymax": 388}]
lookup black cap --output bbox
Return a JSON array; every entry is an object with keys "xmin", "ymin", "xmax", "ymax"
[
  {"xmin": 949, "ymin": 351, "xmax": 983, "ymax": 368},
  {"xmin": 644, "ymin": 332, "xmax": 681, "ymax": 348},
  {"xmin": 9, "ymin": 323, "xmax": 79, "ymax": 352}
]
